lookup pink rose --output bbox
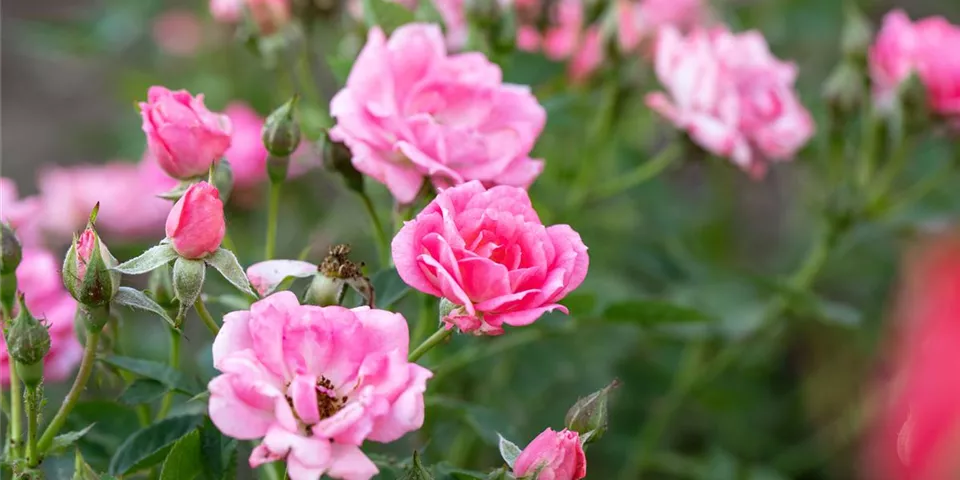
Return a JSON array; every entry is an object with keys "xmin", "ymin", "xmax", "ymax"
[
  {"xmin": 139, "ymin": 86, "xmax": 232, "ymax": 180},
  {"xmin": 392, "ymin": 181, "xmax": 589, "ymax": 335},
  {"xmin": 863, "ymin": 234, "xmax": 960, "ymax": 480},
  {"xmin": 165, "ymin": 182, "xmax": 225, "ymax": 259},
  {"xmin": 1, "ymin": 249, "xmax": 82, "ymax": 384},
  {"xmin": 330, "ymin": 24, "xmax": 546, "ymax": 203},
  {"xmin": 0, "ymin": 178, "xmax": 42, "ymax": 247},
  {"xmin": 38, "ymin": 158, "xmax": 176, "ymax": 241},
  {"xmin": 513, "ymin": 429, "xmax": 587, "ymax": 480},
  {"xmin": 210, "ymin": 0, "xmax": 244, "ymax": 23},
  {"xmin": 617, "ymin": 0, "xmax": 705, "ymax": 52},
  {"xmin": 869, "ymin": 10, "xmax": 918, "ymax": 109},
  {"xmin": 646, "ymin": 27, "xmax": 815, "ymax": 178},
  {"xmin": 208, "ymin": 291, "xmax": 432, "ymax": 480}
]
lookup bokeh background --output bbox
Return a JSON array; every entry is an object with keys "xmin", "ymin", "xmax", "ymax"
[{"xmin": 3, "ymin": 0, "xmax": 960, "ymax": 479}]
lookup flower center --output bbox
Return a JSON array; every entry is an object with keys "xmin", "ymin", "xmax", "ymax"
[{"xmin": 316, "ymin": 376, "xmax": 347, "ymax": 421}]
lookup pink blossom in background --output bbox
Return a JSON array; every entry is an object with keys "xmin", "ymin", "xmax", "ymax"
[
  {"xmin": 210, "ymin": 0, "xmax": 245, "ymax": 23},
  {"xmin": 152, "ymin": 10, "xmax": 203, "ymax": 57},
  {"xmin": 392, "ymin": 181, "xmax": 589, "ymax": 335},
  {"xmin": 140, "ymin": 86, "xmax": 233, "ymax": 180},
  {"xmin": 0, "ymin": 249, "xmax": 82, "ymax": 384},
  {"xmin": 646, "ymin": 27, "xmax": 815, "ymax": 178},
  {"xmin": 247, "ymin": 0, "xmax": 291, "ymax": 35},
  {"xmin": 0, "ymin": 178, "xmax": 42, "ymax": 246},
  {"xmin": 869, "ymin": 11, "xmax": 960, "ymax": 117},
  {"xmin": 330, "ymin": 24, "xmax": 546, "ymax": 203},
  {"xmin": 348, "ymin": 0, "xmax": 468, "ymax": 50},
  {"xmin": 515, "ymin": 0, "xmax": 604, "ymax": 81},
  {"xmin": 165, "ymin": 182, "xmax": 225, "ymax": 259},
  {"xmin": 617, "ymin": 0, "xmax": 705, "ymax": 52},
  {"xmin": 37, "ymin": 158, "xmax": 175, "ymax": 241},
  {"xmin": 513, "ymin": 428, "xmax": 587, "ymax": 480},
  {"xmin": 208, "ymin": 292, "xmax": 432, "ymax": 480},
  {"xmin": 864, "ymin": 234, "xmax": 960, "ymax": 480},
  {"xmin": 223, "ymin": 103, "xmax": 270, "ymax": 189}
]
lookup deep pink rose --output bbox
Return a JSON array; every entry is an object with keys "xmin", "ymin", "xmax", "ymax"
[
  {"xmin": 863, "ymin": 234, "xmax": 960, "ymax": 480},
  {"xmin": 165, "ymin": 182, "xmax": 225, "ymax": 259},
  {"xmin": 330, "ymin": 24, "xmax": 546, "ymax": 203},
  {"xmin": 513, "ymin": 429, "xmax": 587, "ymax": 480},
  {"xmin": 392, "ymin": 181, "xmax": 589, "ymax": 335},
  {"xmin": 38, "ymin": 158, "xmax": 175, "ymax": 241},
  {"xmin": 0, "ymin": 178, "xmax": 42, "ymax": 247},
  {"xmin": 617, "ymin": 0, "xmax": 705, "ymax": 52},
  {"xmin": 139, "ymin": 86, "xmax": 232, "ymax": 180},
  {"xmin": 646, "ymin": 27, "xmax": 815, "ymax": 178},
  {"xmin": 208, "ymin": 292, "xmax": 432, "ymax": 480},
  {"xmin": 1, "ymin": 249, "xmax": 82, "ymax": 385}
]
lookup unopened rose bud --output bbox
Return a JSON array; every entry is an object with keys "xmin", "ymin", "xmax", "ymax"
[
  {"xmin": 321, "ymin": 132, "xmax": 364, "ymax": 194},
  {"xmin": 262, "ymin": 96, "xmax": 301, "ymax": 159},
  {"xmin": 63, "ymin": 220, "xmax": 121, "ymax": 306},
  {"xmin": 172, "ymin": 257, "xmax": 206, "ymax": 325},
  {"xmin": 7, "ymin": 295, "xmax": 51, "ymax": 386},
  {"xmin": 214, "ymin": 159, "xmax": 235, "ymax": 203},
  {"xmin": 302, "ymin": 273, "xmax": 344, "ymax": 307},
  {"xmin": 841, "ymin": 1, "xmax": 873, "ymax": 60},
  {"xmin": 0, "ymin": 222, "xmax": 22, "ymax": 275},
  {"xmin": 165, "ymin": 182, "xmax": 226, "ymax": 259},
  {"xmin": 565, "ymin": 380, "xmax": 619, "ymax": 444},
  {"xmin": 823, "ymin": 61, "xmax": 865, "ymax": 114},
  {"xmin": 400, "ymin": 451, "xmax": 434, "ymax": 480}
]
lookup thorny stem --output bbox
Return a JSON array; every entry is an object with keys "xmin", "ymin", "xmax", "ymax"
[
  {"xmin": 25, "ymin": 384, "xmax": 41, "ymax": 467},
  {"xmin": 37, "ymin": 330, "xmax": 101, "ymax": 454},
  {"xmin": 195, "ymin": 298, "xmax": 221, "ymax": 335},
  {"xmin": 8, "ymin": 355, "xmax": 23, "ymax": 459}
]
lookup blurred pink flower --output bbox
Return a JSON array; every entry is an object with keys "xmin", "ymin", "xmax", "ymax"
[
  {"xmin": 864, "ymin": 234, "xmax": 960, "ymax": 480},
  {"xmin": 1, "ymin": 249, "xmax": 82, "ymax": 385},
  {"xmin": 870, "ymin": 10, "xmax": 960, "ymax": 117},
  {"xmin": 165, "ymin": 182, "xmax": 225, "ymax": 259},
  {"xmin": 210, "ymin": 0, "xmax": 244, "ymax": 23},
  {"xmin": 617, "ymin": 0, "xmax": 705, "ymax": 52},
  {"xmin": 37, "ymin": 158, "xmax": 175, "ymax": 241},
  {"xmin": 0, "ymin": 178, "xmax": 42, "ymax": 246},
  {"xmin": 223, "ymin": 103, "xmax": 270, "ymax": 189},
  {"xmin": 140, "ymin": 86, "xmax": 233, "ymax": 180},
  {"xmin": 152, "ymin": 10, "xmax": 204, "ymax": 57},
  {"xmin": 248, "ymin": 0, "xmax": 290, "ymax": 35},
  {"xmin": 330, "ymin": 24, "xmax": 546, "ymax": 203},
  {"xmin": 347, "ymin": 0, "xmax": 467, "ymax": 49},
  {"xmin": 514, "ymin": 428, "xmax": 587, "ymax": 480},
  {"xmin": 646, "ymin": 26, "xmax": 814, "ymax": 178},
  {"xmin": 515, "ymin": 0, "xmax": 604, "ymax": 81},
  {"xmin": 392, "ymin": 181, "xmax": 589, "ymax": 335},
  {"xmin": 208, "ymin": 291, "xmax": 431, "ymax": 480}
]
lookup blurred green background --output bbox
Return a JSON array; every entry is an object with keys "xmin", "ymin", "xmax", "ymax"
[{"xmin": 3, "ymin": 0, "xmax": 960, "ymax": 479}]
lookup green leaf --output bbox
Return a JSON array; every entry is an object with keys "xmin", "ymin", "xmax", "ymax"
[
  {"xmin": 602, "ymin": 300, "xmax": 711, "ymax": 325},
  {"xmin": 199, "ymin": 417, "xmax": 238, "ymax": 480},
  {"xmin": 64, "ymin": 401, "xmax": 141, "ymax": 471},
  {"xmin": 560, "ymin": 292, "xmax": 597, "ymax": 317},
  {"xmin": 113, "ymin": 287, "xmax": 177, "ymax": 329},
  {"xmin": 108, "ymin": 415, "xmax": 203, "ymax": 476},
  {"xmin": 118, "ymin": 379, "xmax": 168, "ymax": 406},
  {"xmin": 206, "ymin": 249, "xmax": 258, "ymax": 298},
  {"xmin": 327, "ymin": 53, "xmax": 354, "ymax": 86},
  {"xmin": 114, "ymin": 244, "xmax": 177, "ymax": 275},
  {"xmin": 371, "ymin": 267, "xmax": 410, "ymax": 309},
  {"xmin": 47, "ymin": 424, "xmax": 96, "ymax": 455},
  {"xmin": 362, "ymin": 0, "xmax": 415, "ymax": 33},
  {"xmin": 497, "ymin": 434, "xmax": 521, "ymax": 469},
  {"xmin": 160, "ymin": 431, "xmax": 202, "ymax": 480},
  {"xmin": 101, "ymin": 355, "xmax": 199, "ymax": 395}
]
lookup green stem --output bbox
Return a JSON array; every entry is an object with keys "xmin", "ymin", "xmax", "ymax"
[
  {"xmin": 195, "ymin": 299, "xmax": 220, "ymax": 335},
  {"xmin": 37, "ymin": 330, "xmax": 101, "ymax": 453},
  {"xmin": 25, "ymin": 384, "xmax": 40, "ymax": 467},
  {"xmin": 619, "ymin": 343, "xmax": 704, "ymax": 480},
  {"xmin": 265, "ymin": 181, "xmax": 282, "ymax": 260},
  {"xmin": 408, "ymin": 327, "xmax": 454, "ymax": 363},
  {"xmin": 592, "ymin": 143, "xmax": 681, "ymax": 202},
  {"xmin": 358, "ymin": 191, "xmax": 390, "ymax": 267},
  {"xmin": 156, "ymin": 327, "xmax": 181, "ymax": 421},
  {"xmin": 8, "ymin": 355, "xmax": 22, "ymax": 458}
]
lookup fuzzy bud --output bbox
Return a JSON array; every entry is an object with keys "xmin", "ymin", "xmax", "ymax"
[
  {"xmin": 0, "ymin": 222, "xmax": 22, "ymax": 275},
  {"xmin": 64, "ymin": 219, "xmax": 121, "ymax": 306},
  {"xmin": 321, "ymin": 132, "xmax": 364, "ymax": 193},
  {"xmin": 565, "ymin": 380, "xmax": 619, "ymax": 444},
  {"xmin": 6, "ymin": 295, "xmax": 51, "ymax": 385},
  {"xmin": 214, "ymin": 159, "xmax": 235, "ymax": 203},
  {"xmin": 302, "ymin": 273, "xmax": 344, "ymax": 307},
  {"xmin": 76, "ymin": 304, "xmax": 111, "ymax": 334},
  {"xmin": 262, "ymin": 96, "xmax": 301, "ymax": 158}
]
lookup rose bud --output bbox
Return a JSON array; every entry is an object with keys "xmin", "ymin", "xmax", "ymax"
[
  {"xmin": 321, "ymin": 132, "xmax": 364, "ymax": 194},
  {"xmin": 6, "ymin": 294, "xmax": 52, "ymax": 387},
  {"xmin": 165, "ymin": 182, "xmax": 226, "ymax": 259},
  {"xmin": 139, "ymin": 86, "xmax": 232, "ymax": 180},
  {"xmin": 262, "ymin": 96, "xmax": 301, "ymax": 159},
  {"xmin": 0, "ymin": 222, "xmax": 22, "ymax": 315},
  {"xmin": 513, "ymin": 428, "xmax": 587, "ymax": 480},
  {"xmin": 63, "ymin": 215, "xmax": 121, "ymax": 307},
  {"xmin": 565, "ymin": 380, "xmax": 619, "ymax": 444}
]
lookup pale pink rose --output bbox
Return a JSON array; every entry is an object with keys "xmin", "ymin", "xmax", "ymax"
[
  {"xmin": 863, "ymin": 234, "xmax": 960, "ymax": 480},
  {"xmin": 165, "ymin": 182, "xmax": 225, "ymax": 259},
  {"xmin": 152, "ymin": 10, "xmax": 203, "ymax": 57},
  {"xmin": 617, "ymin": 0, "xmax": 705, "ymax": 52},
  {"xmin": 208, "ymin": 291, "xmax": 432, "ymax": 480},
  {"xmin": 0, "ymin": 178, "xmax": 43, "ymax": 247},
  {"xmin": 210, "ymin": 0, "xmax": 244, "ymax": 23},
  {"xmin": 513, "ymin": 428, "xmax": 587, "ymax": 480},
  {"xmin": 248, "ymin": 0, "xmax": 290, "ymax": 35},
  {"xmin": 1, "ymin": 249, "xmax": 82, "ymax": 384},
  {"xmin": 646, "ymin": 27, "xmax": 815, "ymax": 178},
  {"xmin": 330, "ymin": 24, "xmax": 546, "ymax": 203},
  {"xmin": 246, "ymin": 260, "xmax": 317, "ymax": 296},
  {"xmin": 392, "ymin": 181, "xmax": 589, "ymax": 335},
  {"xmin": 140, "ymin": 86, "xmax": 233, "ymax": 180},
  {"xmin": 37, "ymin": 158, "xmax": 175, "ymax": 241}
]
